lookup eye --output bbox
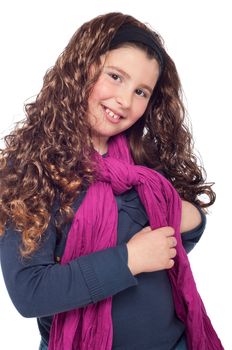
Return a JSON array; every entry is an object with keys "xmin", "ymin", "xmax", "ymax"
[
  {"xmin": 108, "ymin": 73, "xmax": 121, "ymax": 81},
  {"xmin": 135, "ymin": 89, "xmax": 147, "ymax": 98}
]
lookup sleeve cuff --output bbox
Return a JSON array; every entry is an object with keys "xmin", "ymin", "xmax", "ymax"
[{"xmin": 78, "ymin": 244, "xmax": 138, "ymax": 304}]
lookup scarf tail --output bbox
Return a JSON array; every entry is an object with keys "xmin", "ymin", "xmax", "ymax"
[
  {"xmin": 145, "ymin": 170, "xmax": 224, "ymax": 349},
  {"xmin": 170, "ymin": 277, "xmax": 224, "ymax": 349},
  {"xmin": 48, "ymin": 299, "xmax": 113, "ymax": 350},
  {"xmin": 168, "ymin": 239, "xmax": 224, "ymax": 349}
]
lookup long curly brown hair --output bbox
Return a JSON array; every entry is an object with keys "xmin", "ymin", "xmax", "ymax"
[{"xmin": 0, "ymin": 12, "xmax": 215, "ymax": 256}]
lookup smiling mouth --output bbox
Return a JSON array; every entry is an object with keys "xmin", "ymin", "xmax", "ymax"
[{"xmin": 102, "ymin": 106, "xmax": 122, "ymax": 121}]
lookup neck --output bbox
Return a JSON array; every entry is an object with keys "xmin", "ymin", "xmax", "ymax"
[{"xmin": 92, "ymin": 136, "xmax": 109, "ymax": 155}]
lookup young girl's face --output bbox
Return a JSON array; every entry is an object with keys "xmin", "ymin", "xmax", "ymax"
[{"xmin": 88, "ymin": 46, "xmax": 160, "ymax": 153}]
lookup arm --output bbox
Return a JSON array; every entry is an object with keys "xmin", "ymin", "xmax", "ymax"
[
  {"xmin": 181, "ymin": 202, "xmax": 206, "ymax": 253},
  {"xmin": 0, "ymin": 222, "xmax": 137, "ymax": 318}
]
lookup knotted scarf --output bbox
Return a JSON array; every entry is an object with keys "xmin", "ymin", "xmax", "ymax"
[{"xmin": 48, "ymin": 133, "xmax": 223, "ymax": 350}]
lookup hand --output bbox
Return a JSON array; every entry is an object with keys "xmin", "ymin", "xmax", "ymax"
[{"xmin": 126, "ymin": 226, "xmax": 177, "ymax": 275}]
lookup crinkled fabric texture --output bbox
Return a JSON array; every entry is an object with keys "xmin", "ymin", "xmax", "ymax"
[{"xmin": 48, "ymin": 133, "xmax": 223, "ymax": 350}]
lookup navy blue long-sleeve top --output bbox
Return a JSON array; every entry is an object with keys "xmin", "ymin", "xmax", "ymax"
[{"xmin": 0, "ymin": 187, "xmax": 206, "ymax": 350}]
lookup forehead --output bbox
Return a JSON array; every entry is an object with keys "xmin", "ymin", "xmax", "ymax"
[{"xmin": 103, "ymin": 46, "xmax": 160, "ymax": 88}]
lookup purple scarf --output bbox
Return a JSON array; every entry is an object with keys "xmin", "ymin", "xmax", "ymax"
[{"xmin": 48, "ymin": 134, "xmax": 223, "ymax": 350}]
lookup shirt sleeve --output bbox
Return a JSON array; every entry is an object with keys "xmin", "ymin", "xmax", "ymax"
[
  {"xmin": 181, "ymin": 206, "xmax": 207, "ymax": 254},
  {"xmin": 0, "ymin": 220, "xmax": 137, "ymax": 319}
]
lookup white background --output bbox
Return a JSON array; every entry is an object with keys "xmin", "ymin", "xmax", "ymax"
[{"xmin": 0, "ymin": 1, "xmax": 231, "ymax": 349}]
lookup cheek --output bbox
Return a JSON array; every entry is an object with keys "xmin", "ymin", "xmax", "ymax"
[
  {"xmin": 90, "ymin": 78, "xmax": 112, "ymax": 102},
  {"xmin": 131, "ymin": 101, "xmax": 149, "ymax": 122}
]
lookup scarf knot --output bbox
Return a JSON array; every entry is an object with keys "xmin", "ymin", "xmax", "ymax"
[{"xmin": 98, "ymin": 156, "xmax": 143, "ymax": 195}]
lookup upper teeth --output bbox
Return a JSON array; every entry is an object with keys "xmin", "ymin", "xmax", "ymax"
[{"xmin": 105, "ymin": 108, "xmax": 120, "ymax": 120}]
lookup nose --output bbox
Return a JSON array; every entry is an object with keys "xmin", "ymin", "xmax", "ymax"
[{"xmin": 115, "ymin": 89, "xmax": 132, "ymax": 109}]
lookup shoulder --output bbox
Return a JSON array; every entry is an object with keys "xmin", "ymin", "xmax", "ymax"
[
  {"xmin": 181, "ymin": 205, "xmax": 206, "ymax": 253},
  {"xmin": 180, "ymin": 200, "xmax": 203, "ymax": 233}
]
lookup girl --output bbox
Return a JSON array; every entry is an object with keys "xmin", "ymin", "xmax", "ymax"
[{"xmin": 0, "ymin": 12, "xmax": 223, "ymax": 350}]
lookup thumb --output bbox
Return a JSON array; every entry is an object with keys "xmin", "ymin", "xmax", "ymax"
[{"xmin": 143, "ymin": 226, "xmax": 152, "ymax": 233}]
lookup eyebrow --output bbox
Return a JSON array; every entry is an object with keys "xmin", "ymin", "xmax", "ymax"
[{"xmin": 105, "ymin": 65, "xmax": 154, "ymax": 94}]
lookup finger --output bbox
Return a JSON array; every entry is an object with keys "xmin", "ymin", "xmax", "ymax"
[
  {"xmin": 143, "ymin": 226, "xmax": 152, "ymax": 232},
  {"xmin": 169, "ymin": 248, "xmax": 177, "ymax": 259},
  {"xmin": 168, "ymin": 237, "xmax": 177, "ymax": 248},
  {"xmin": 163, "ymin": 226, "xmax": 175, "ymax": 237},
  {"xmin": 155, "ymin": 226, "xmax": 175, "ymax": 236},
  {"xmin": 167, "ymin": 259, "xmax": 175, "ymax": 269}
]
